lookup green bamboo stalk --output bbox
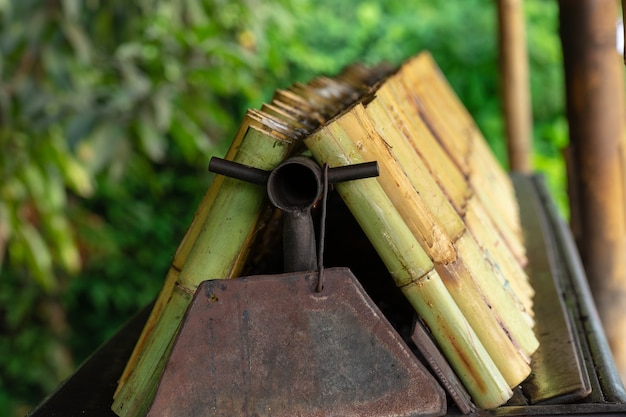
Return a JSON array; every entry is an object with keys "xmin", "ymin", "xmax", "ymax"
[
  {"xmin": 305, "ymin": 119, "xmax": 513, "ymax": 409},
  {"xmin": 114, "ymin": 117, "xmax": 258, "ymax": 394},
  {"xmin": 112, "ymin": 124, "xmax": 294, "ymax": 417}
]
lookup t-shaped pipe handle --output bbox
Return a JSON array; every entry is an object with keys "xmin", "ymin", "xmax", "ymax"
[{"xmin": 209, "ymin": 156, "xmax": 379, "ymax": 273}]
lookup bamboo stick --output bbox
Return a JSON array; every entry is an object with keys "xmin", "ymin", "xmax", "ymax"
[
  {"xmin": 338, "ymin": 104, "xmax": 457, "ymax": 263},
  {"xmin": 399, "ymin": 54, "xmax": 531, "ymax": 314},
  {"xmin": 113, "ymin": 112, "xmax": 264, "ymax": 397},
  {"xmin": 465, "ymin": 198, "xmax": 535, "ymax": 318},
  {"xmin": 306, "ymin": 118, "xmax": 514, "ymax": 409},
  {"xmin": 362, "ymin": 70, "xmax": 534, "ymax": 317},
  {"xmin": 362, "ymin": 99, "xmax": 466, "ymax": 243},
  {"xmin": 112, "ymin": 125, "xmax": 295, "ymax": 417}
]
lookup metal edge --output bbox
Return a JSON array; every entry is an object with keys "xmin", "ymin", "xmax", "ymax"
[{"xmin": 530, "ymin": 174, "xmax": 626, "ymax": 404}]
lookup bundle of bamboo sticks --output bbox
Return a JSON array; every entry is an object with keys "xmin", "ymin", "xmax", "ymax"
[
  {"xmin": 304, "ymin": 52, "xmax": 538, "ymax": 409},
  {"xmin": 112, "ymin": 51, "xmax": 536, "ymax": 415}
]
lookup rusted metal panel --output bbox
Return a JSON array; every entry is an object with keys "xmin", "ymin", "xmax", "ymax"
[{"xmin": 147, "ymin": 267, "xmax": 446, "ymax": 417}]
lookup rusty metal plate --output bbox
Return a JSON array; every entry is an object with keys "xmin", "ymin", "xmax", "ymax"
[{"xmin": 147, "ymin": 267, "xmax": 446, "ymax": 417}]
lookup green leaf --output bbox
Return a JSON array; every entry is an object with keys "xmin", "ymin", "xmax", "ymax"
[
  {"xmin": 15, "ymin": 223, "xmax": 55, "ymax": 292},
  {"xmin": 138, "ymin": 111, "xmax": 167, "ymax": 162}
]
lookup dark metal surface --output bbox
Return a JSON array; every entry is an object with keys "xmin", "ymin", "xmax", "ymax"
[
  {"xmin": 326, "ymin": 161, "xmax": 379, "ymax": 184},
  {"xmin": 27, "ymin": 304, "xmax": 153, "ymax": 417},
  {"xmin": 147, "ymin": 267, "xmax": 447, "ymax": 417},
  {"xmin": 208, "ymin": 157, "xmax": 270, "ymax": 185},
  {"xmin": 526, "ymin": 174, "xmax": 626, "ymax": 404},
  {"xmin": 513, "ymin": 175, "xmax": 591, "ymax": 404},
  {"xmin": 268, "ymin": 156, "xmax": 322, "ymax": 272}
]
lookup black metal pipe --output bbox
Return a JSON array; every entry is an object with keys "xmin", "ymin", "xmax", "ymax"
[
  {"xmin": 266, "ymin": 157, "xmax": 322, "ymax": 273},
  {"xmin": 208, "ymin": 157, "xmax": 270, "ymax": 186},
  {"xmin": 209, "ymin": 155, "xmax": 379, "ymax": 274},
  {"xmin": 327, "ymin": 161, "xmax": 379, "ymax": 184},
  {"xmin": 267, "ymin": 156, "xmax": 323, "ymax": 212}
]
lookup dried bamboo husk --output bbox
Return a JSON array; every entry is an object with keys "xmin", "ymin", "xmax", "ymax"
[
  {"xmin": 306, "ymin": 116, "xmax": 514, "ymax": 409},
  {"xmin": 404, "ymin": 53, "xmax": 526, "ymax": 266},
  {"xmin": 347, "ymin": 102, "xmax": 535, "ymax": 387},
  {"xmin": 261, "ymin": 103, "xmax": 310, "ymax": 131},
  {"xmin": 337, "ymin": 104, "xmax": 457, "ymax": 263},
  {"xmin": 362, "ymin": 99, "xmax": 466, "ymax": 243},
  {"xmin": 379, "ymin": 78, "xmax": 471, "ymax": 215},
  {"xmin": 267, "ymin": 101, "xmax": 319, "ymax": 131}
]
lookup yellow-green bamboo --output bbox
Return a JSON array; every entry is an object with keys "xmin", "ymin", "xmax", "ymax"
[
  {"xmin": 114, "ymin": 113, "xmax": 262, "ymax": 396},
  {"xmin": 343, "ymin": 103, "xmax": 534, "ymax": 387},
  {"xmin": 112, "ymin": 126, "xmax": 294, "ymax": 417},
  {"xmin": 400, "ymin": 57, "xmax": 471, "ymax": 175},
  {"xmin": 465, "ymin": 198, "xmax": 535, "ymax": 318},
  {"xmin": 362, "ymin": 99, "xmax": 466, "ymax": 242},
  {"xmin": 335, "ymin": 104, "xmax": 457, "ymax": 263},
  {"xmin": 306, "ymin": 119, "xmax": 513, "ymax": 409},
  {"xmin": 400, "ymin": 53, "xmax": 531, "ymax": 312},
  {"xmin": 406, "ymin": 53, "xmax": 526, "ymax": 267}
]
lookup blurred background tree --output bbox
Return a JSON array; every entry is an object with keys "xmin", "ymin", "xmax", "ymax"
[{"xmin": 0, "ymin": 0, "xmax": 564, "ymax": 415}]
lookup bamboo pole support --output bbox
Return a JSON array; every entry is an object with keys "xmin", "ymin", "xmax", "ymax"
[
  {"xmin": 497, "ymin": 0, "xmax": 533, "ymax": 173},
  {"xmin": 559, "ymin": 0, "xmax": 626, "ymax": 384}
]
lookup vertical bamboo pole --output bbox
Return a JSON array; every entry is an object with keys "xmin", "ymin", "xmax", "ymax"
[
  {"xmin": 559, "ymin": 0, "xmax": 626, "ymax": 384},
  {"xmin": 497, "ymin": 0, "xmax": 533, "ymax": 172}
]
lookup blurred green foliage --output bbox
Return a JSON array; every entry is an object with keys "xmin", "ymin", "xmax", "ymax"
[{"xmin": 0, "ymin": 0, "xmax": 566, "ymax": 415}]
